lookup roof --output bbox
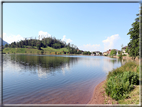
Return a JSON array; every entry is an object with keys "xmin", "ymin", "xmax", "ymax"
[
  {"xmin": 122, "ymin": 46, "xmax": 128, "ymax": 49},
  {"xmin": 122, "ymin": 46, "xmax": 131, "ymax": 49}
]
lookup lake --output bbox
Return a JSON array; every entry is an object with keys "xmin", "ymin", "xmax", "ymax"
[{"xmin": 3, "ymin": 54, "xmax": 123, "ymax": 104}]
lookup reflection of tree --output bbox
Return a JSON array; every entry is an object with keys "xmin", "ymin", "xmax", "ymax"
[
  {"xmin": 6, "ymin": 55, "xmax": 78, "ymax": 76},
  {"xmin": 110, "ymin": 59, "xmax": 117, "ymax": 64},
  {"xmin": 117, "ymin": 58, "xmax": 127, "ymax": 66}
]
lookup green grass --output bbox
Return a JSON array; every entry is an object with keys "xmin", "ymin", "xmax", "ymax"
[
  {"xmin": 42, "ymin": 47, "xmax": 69, "ymax": 52},
  {"xmin": 3, "ymin": 47, "xmax": 69, "ymax": 55}
]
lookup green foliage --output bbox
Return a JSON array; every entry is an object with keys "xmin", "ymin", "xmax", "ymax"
[
  {"xmin": 105, "ymin": 71, "xmax": 139, "ymax": 100},
  {"xmin": 118, "ymin": 51, "xmax": 121, "ymax": 54},
  {"xmin": 125, "ymin": 47, "xmax": 129, "ymax": 53},
  {"xmin": 3, "ymin": 47, "xmax": 69, "ymax": 54},
  {"xmin": 41, "ymin": 50, "xmax": 44, "ymax": 55},
  {"xmin": 7, "ymin": 36, "xmax": 79, "ymax": 54},
  {"xmin": 83, "ymin": 51, "xmax": 91, "ymax": 55},
  {"xmin": 5, "ymin": 44, "xmax": 8, "ymax": 48},
  {"xmin": 36, "ymin": 41, "xmax": 41, "ymax": 50},
  {"xmin": 107, "ymin": 61, "xmax": 139, "ymax": 80},
  {"xmin": 110, "ymin": 49, "xmax": 117, "ymax": 57},
  {"xmin": 118, "ymin": 51, "xmax": 123, "ymax": 58},
  {"xmin": 99, "ymin": 52, "xmax": 102, "ymax": 55},
  {"xmin": 52, "ymin": 43, "xmax": 61, "ymax": 49},
  {"xmin": 77, "ymin": 50, "xmax": 82, "ymax": 54},
  {"xmin": 127, "ymin": 12, "xmax": 139, "ymax": 60},
  {"xmin": 93, "ymin": 52, "xmax": 96, "ymax": 54},
  {"xmin": 122, "ymin": 54, "xmax": 127, "ymax": 56}
]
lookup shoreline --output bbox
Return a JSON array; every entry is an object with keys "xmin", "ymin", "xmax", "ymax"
[
  {"xmin": 88, "ymin": 80, "xmax": 106, "ymax": 104},
  {"xmin": 88, "ymin": 58, "xmax": 140, "ymax": 104},
  {"xmin": 87, "ymin": 80, "xmax": 118, "ymax": 104}
]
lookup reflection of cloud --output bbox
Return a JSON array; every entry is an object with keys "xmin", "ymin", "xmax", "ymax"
[
  {"xmin": 3, "ymin": 60, "xmax": 22, "ymax": 72},
  {"xmin": 61, "ymin": 63, "xmax": 70, "ymax": 75},
  {"xmin": 102, "ymin": 60, "xmax": 113, "ymax": 73},
  {"xmin": 82, "ymin": 58, "xmax": 101, "ymax": 67},
  {"xmin": 38, "ymin": 67, "xmax": 48, "ymax": 79},
  {"xmin": 102, "ymin": 59, "xmax": 120, "ymax": 74}
]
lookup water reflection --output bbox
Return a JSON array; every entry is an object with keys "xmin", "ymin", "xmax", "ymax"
[
  {"xmin": 82, "ymin": 58, "xmax": 101, "ymax": 67},
  {"xmin": 3, "ymin": 54, "xmax": 78, "ymax": 78}
]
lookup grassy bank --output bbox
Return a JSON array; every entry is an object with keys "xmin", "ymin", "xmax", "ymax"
[
  {"xmin": 3, "ymin": 47, "xmax": 69, "ymax": 55},
  {"xmin": 104, "ymin": 61, "xmax": 140, "ymax": 104}
]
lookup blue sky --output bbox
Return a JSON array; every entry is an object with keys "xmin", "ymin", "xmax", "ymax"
[{"xmin": 3, "ymin": 3, "xmax": 139, "ymax": 52}]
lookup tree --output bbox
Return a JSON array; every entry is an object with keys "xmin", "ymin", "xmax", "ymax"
[
  {"xmin": 99, "ymin": 52, "xmax": 102, "ymax": 55},
  {"xmin": 110, "ymin": 49, "xmax": 117, "ymax": 57},
  {"xmin": 127, "ymin": 10, "xmax": 140, "ymax": 60},
  {"xmin": 93, "ymin": 52, "xmax": 96, "ymax": 54},
  {"xmin": 36, "ymin": 41, "xmax": 41, "ymax": 50},
  {"xmin": 125, "ymin": 46, "xmax": 129, "ymax": 53},
  {"xmin": 5, "ymin": 44, "xmax": 8, "ymax": 48}
]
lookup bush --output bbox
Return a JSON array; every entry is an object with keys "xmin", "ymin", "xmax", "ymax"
[
  {"xmin": 105, "ymin": 71, "xmax": 139, "ymax": 100},
  {"xmin": 118, "ymin": 54, "xmax": 122, "ymax": 58},
  {"xmin": 123, "ymin": 54, "xmax": 127, "ymax": 56},
  {"xmin": 107, "ymin": 62, "xmax": 138, "ymax": 80}
]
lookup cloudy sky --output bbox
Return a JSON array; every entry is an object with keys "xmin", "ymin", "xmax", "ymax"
[{"xmin": 3, "ymin": 3, "xmax": 139, "ymax": 52}]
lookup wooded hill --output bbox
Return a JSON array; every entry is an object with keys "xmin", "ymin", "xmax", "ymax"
[{"xmin": 4, "ymin": 36, "xmax": 82, "ymax": 54}]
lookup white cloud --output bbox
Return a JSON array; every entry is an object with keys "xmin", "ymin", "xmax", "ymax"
[
  {"xmin": 79, "ymin": 44, "xmax": 100, "ymax": 52},
  {"xmin": 3, "ymin": 33, "xmax": 24, "ymax": 44},
  {"xmin": 38, "ymin": 31, "xmax": 51, "ymax": 40},
  {"xmin": 102, "ymin": 34, "xmax": 119, "ymax": 51},
  {"xmin": 62, "ymin": 35, "xmax": 72, "ymax": 44}
]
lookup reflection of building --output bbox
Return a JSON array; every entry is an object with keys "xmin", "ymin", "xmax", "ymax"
[{"xmin": 91, "ymin": 52, "xmax": 95, "ymax": 56}]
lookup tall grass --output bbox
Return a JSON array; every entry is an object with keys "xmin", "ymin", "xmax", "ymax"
[{"xmin": 107, "ymin": 61, "xmax": 139, "ymax": 80}]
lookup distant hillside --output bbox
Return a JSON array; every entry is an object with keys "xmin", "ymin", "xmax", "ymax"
[
  {"xmin": 0, "ymin": 38, "xmax": 9, "ymax": 46},
  {"xmin": 5, "ymin": 36, "xmax": 81, "ymax": 54}
]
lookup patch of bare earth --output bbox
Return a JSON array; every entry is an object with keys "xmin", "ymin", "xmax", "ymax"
[{"xmin": 88, "ymin": 80, "xmax": 118, "ymax": 104}]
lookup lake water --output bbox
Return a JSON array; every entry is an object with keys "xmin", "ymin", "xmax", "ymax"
[{"xmin": 3, "ymin": 54, "xmax": 122, "ymax": 104}]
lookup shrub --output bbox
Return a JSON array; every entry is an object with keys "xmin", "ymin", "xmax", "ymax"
[
  {"xmin": 105, "ymin": 71, "xmax": 139, "ymax": 100},
  {"xmin": 107, "ymin": 62, "xmax": 138, "ymax": 80},
  {"xmin": 123, "ymin": 54, "xmax": 127, "ymax": 56},
  {"xmin": 118, "ymin": 54, "xmax": 122, "ymax": 58}
]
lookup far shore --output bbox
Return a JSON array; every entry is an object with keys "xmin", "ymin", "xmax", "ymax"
[{"xmin": 3, "ymin": 53, "xmax": 104, "ymax": 56}]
